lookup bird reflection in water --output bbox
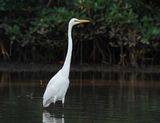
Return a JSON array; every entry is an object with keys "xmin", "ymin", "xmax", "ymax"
[{"xmin": 43, "ymin": 110, "xmax": 64, "ymax": 123}]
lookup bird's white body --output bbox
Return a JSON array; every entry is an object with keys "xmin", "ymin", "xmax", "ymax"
[
  {"xmin": 43, "ymin": 18, "xmax": 90, "ymax": 107},
  {"xmin": 43, "ymin": 69, "xmax": 69, "ymax": 107}
]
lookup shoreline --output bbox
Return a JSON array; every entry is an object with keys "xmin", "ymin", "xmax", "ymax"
[{"xmin": 0, "ymin": 62, "xmax": 160, "ymax": 73}]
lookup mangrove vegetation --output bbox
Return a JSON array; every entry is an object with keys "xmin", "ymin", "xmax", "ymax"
[{"xmin": 0, "ymin": 0, "xmax": 160, "ymax": 67}]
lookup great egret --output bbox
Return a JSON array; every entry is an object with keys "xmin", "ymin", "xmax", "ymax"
[{"xmin": 43, "ymin": 18, "xmax": 90, "ymax": 107}]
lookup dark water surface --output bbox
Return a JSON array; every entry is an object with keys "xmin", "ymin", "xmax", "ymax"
[{"xmin": 0, "ymin": 71, "xmax": 160, "ymax": 123}]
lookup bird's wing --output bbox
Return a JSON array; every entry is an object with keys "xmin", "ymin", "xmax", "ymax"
[
  {"xmin": 43, "ymin": 75, "xmax": 69, "ymax": 104},
  {"xmin": 46, "ymin": 69, "xmax": 62, "ymax": 87},
  {"xmin": 43, "ymin": 80, "xmax": 61, "ymax": 106}
]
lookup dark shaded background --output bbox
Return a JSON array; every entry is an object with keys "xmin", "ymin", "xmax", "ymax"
[{"xmin": 0, "ymin": 0, "xmax": 160, "ymax": 67}]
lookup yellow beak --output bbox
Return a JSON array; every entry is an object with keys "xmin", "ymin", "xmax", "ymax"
[{"xmin": 79, "ymin": 19, "xmax": 90, "ymax": 23}]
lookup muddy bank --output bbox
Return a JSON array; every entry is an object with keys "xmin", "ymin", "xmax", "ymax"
[{"xmin": 0, "ymin": 62, "xmax": 160, "ymax": 73}]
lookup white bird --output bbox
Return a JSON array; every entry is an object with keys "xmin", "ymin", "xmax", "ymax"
[{"xmin": 43, "ymin": 18, "xmax": 90, "ymax": 107}]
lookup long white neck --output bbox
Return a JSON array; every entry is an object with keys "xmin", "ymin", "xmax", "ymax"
[{"xmin": 62, "ymin": 23, "xmax": 73, "ymax": 77}]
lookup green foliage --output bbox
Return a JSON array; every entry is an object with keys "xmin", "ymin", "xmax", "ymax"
[
  {"xmin": 140, "ymin": 16, "xmax": 160, "ymax": 44},
  {"xmin": 0, "ymin": 0, "xmax": 160, "ymax": 65},
  {"xmin": 0, "ymin": 0, "xmax": 40, "ymax": 11}
]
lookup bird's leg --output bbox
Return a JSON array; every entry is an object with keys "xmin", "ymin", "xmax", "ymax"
[
  {"xmin": 62, "ymin": 98, "xmax": 65, "ymax": 108},
  {"xmin": 53, "ymin": 97, "xmax": 57, "ymax": 105}
]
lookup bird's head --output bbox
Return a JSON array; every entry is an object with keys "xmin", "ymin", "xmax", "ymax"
[{"xmin": 69, "ymin": 18, "xmax": 90, "ymax": 27}]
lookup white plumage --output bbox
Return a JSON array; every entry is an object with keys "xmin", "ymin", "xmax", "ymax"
[{"xmin": 43, "ymin": 18, "xmax": 90, "ymax": 107}]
